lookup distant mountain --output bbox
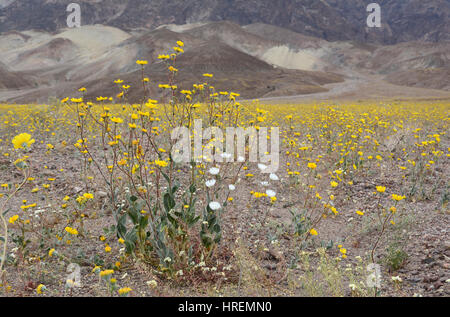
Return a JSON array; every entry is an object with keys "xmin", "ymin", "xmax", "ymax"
[
  {"xmin": 0, "ymin": 0, "xmax": 15, "ymax": 9},
  {"xmin": 1, "ymin": 0, "xmax": 449, "ymax": 44},
  {"xmin": 0, "ymin": 23, "xmax": 346, "ymax": 103},
  {"xmin": 0, "ymin": 61, "xmax": 32, "ymax": 89},
  {"xmin": 1, "ymin": 18, "xmax": 449, "ymax": 104}
]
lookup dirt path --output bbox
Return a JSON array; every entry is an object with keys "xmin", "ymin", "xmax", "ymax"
[{"xmin": 257, "ymin": 73, "xmax": 450, "ymax": 103}]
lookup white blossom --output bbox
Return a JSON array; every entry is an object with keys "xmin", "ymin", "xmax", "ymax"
[
  {"xmin": 221, "ymin": 152, "xmax": 232, "ymax": 159},
  {"xmin": 269, "ymin": 173, "xmax": 279, "ymax": 181},
  {"xmin": 392, "ymin": 276, "xmax": 402, "ymax": 282},
  {"xmin": 146, "ymin": 280, "xmax": 158, "ymax": 288},
  {"xmin": 258, "ymin": 163, "xmax": 267, "ymax": 171},
  {"xmin": 209, "ymin": 201, "xmax": 221, "ymax": 210},
  {"xmin": 209, "ymin": 167, "xmax": 220, "ymax": 175}
]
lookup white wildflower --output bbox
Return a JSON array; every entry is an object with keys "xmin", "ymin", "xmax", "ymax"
[
  {"xmin": 209, "ymin": 167, "xmax": 220, "ymax": 175},
  {"xmin": 269, "ymin": 173, "xmax": 279, "ymax": 181},
  {"xmin": 209, "ymin": 201, "xmax": 221, "ymax": 210},
  {"xmin": 258, "ymin": 163, "xmax": 267, "ymax": 171}
]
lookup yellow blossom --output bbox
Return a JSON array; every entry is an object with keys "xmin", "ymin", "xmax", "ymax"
[{"xmin": 12, "ymin": 133, "xmax": 35, "ymax": 149}]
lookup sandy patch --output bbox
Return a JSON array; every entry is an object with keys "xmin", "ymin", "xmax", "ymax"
[
  {"xmin": 57, "ymin": 25, "xmax": 131, "ymax": 58},
  {"xmin": 261, "ymin": 46, "xmax": 322, "ymax": 71},
  {"xmin": 157, "ymin": 22, "xmax": 208, "ymax": 33}
]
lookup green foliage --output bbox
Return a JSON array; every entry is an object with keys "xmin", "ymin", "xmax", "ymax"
[
  {"xmin": 116, "ymin": 193, "xmax": 148, "ymax": 255},
  {"xmin": 290, "ymin": 209, "xmax": 311, "ymax": 237},
  {"xmin": 115, "ymin": 170, "xmax": 213, "ymax": 276},
  {"xmin": 200, "ymin": 203, "xmax": 222, "ymax": 251},
  {"xmin": 383, "ymin": 242, "xmax": 408, "ymax": 272}
]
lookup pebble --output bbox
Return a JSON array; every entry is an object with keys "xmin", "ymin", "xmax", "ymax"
[
  {"xmin": 264, "ymin": 263, "xmax": 277, "ymax": 271},
  {"xmin": 423, "ymin": 275, "xmax": 438, "ymax": 283},
  {"xmin": 422, "ymin": 257, "xmax": 435, "ymax": 264},
  {"xmin": 408, "ymin": 277, "xmax": 422, "ymax": 283},
  {"xmin": 98, "ymin": 191, "xmax": 108, "ymax": 198}
]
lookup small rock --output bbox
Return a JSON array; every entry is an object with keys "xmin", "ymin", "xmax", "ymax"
[
  {"xmin": 422, "ymin": 257, "xmax": 435, "ymax": 264},
  {"xmin": 443, "ymin": 241, "xmax": 450, "ymax": 250},
  {"xmin": 98, "ymin": 191, "xmax": 108, "ymax": 198},
  {"xmin": 408, "ymin": 277, "xmax": 422, "ymax": 283},
  {"xmin": 264, "ymin": 263, "xmax": 277, "ymax": 271},
  {"xmin": 423, "ymin": 275, "xmax": 438, "ymax": 283}
]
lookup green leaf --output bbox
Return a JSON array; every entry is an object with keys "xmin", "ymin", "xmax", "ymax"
[
  {"xmin": 213, "ymin": 223, "xmax": 221, "ymax": 234},
  {"xmin": 125, "ymin": 240, "xmax": 135, "ymax": 254},
  {"xmin": 163, "ymin": 193, "xmax": 175, "ymax": 212},
  {"xmin": 200, "ymin": 232, "xmax": 212, "ymax": 248},
  {"xmin": 125, "ymin": 229, "xmax": 137, "ymax": 243},
  {"xmin": 139, "ymin": 215, "xmax": 148, "ymax": 229},
  {"xmin": 2, "ymin": 208, "xmax": 11, "ymax": 216},
  {"xmin": 171, "ymin": 183, "xmax": 180, "ymax": 195},
  {"xmin": 117, "ymin": 214, "xmax": 127, "ymax": 237},
  {"xmin": 161, "ymin": 171, "xmax": 171, "ymax": 184},
  {"xmin": 129, "ymin": 211, "xmax": 139, "ymax": 225},
  {"xmin": 124, "ymin": 229, "xmax": 138, "ymax": 254}
]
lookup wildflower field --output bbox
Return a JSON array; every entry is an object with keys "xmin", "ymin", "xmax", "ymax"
[{"xmin": 0, "ymin": 43, "xmax": 449, "ymax": 297}]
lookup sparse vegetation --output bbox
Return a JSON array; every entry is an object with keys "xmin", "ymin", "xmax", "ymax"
[{"xmin": 0, "ymin": 42, "xmax": 449, "ymax": 297}]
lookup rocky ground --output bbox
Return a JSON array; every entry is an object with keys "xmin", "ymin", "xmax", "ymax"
[{"xmin": 1, "ymin": 135, "xmax": 448, "ymax": 297}]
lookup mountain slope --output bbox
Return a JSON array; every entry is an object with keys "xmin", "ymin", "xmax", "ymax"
[
  {"xmin": 1, "ymin": 0, "xmax": 449, "ymax": 44},
  {"xmin": 0, "ymin": 61, "xmax": 33, "ymax": 89},
  {"xmin": 1, "ymin": 19, "xmax": 449, "ymax": 103},
  {"xmin": 0, "ymin": 23, "xmax": 345, "ymax": 103}
]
